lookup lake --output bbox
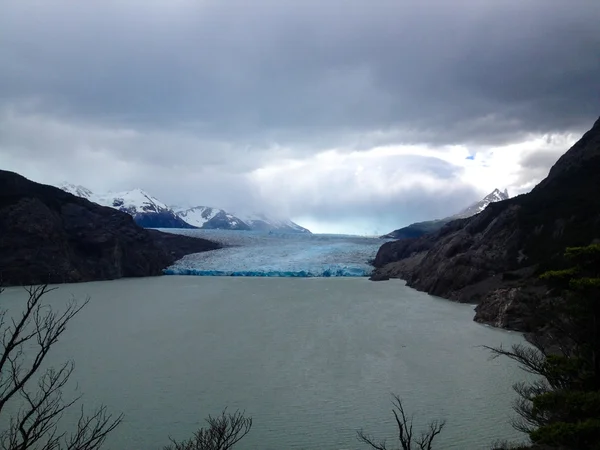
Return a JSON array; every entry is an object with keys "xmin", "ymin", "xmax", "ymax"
[{"xmin": 0, "ymin": 276, "xmax": 530, "ymax": 449}]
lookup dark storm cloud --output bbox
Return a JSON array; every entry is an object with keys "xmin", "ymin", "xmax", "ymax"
[
  {"xmin": 1, "ymin": 0, "xmax": 599, "ymax": 149},
  {"xmin": 0, "ymin": 0, "xmax": 598, "ymax": 233}
]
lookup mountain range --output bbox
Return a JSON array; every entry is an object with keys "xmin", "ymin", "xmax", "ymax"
[
  {"xmin": 372, "ymin": 115, "xmax": 600, "ymax": 333},
  {"xmin": 59, "ymin": 184, "xmax": 311, "ymax": 233},
  {"xmin": 0, "ymin": 173, "xmax": 220, "ymax": 286},
  {"xmin": 381, "ymin": 188, "xmax": 509, "ymax": 239},
  {"xmin": 60, "ymin": 184, "xmax": 196, "ymax": 229}
]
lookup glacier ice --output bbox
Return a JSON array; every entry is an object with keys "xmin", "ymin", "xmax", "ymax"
[{"xmin": 160, "ymin": 229, "xmax": 385, "ymax": 278}]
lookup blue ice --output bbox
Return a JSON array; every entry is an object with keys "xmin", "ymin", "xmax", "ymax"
[{"xmin": 160, "ymin": 229, "xmax": 384, "ymax": 278}]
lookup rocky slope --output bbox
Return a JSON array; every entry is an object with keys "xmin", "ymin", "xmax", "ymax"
[
  {"xmin": 381, "ymin": 188, "xmax": 509, "ymax": 239},
  {"xmin": 372, "ymin": 116, "xmax": 600, "ymax": 332},
  {"xmin": 1, "ymin": 171, "xmax": 220, "ymax": 286},
  {"xmin": 60, "ymin": 184, "xmax": 196, "ymax": 229}
]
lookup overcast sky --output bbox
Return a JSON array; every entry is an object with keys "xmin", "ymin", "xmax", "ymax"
[{"xmin": 1, "ymin": 0, "xmax": 599, "ymax": 234}]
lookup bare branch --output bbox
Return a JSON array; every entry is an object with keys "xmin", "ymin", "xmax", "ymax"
[
  {"xmin": 164, "ymin": 409, "xmax": 252, "ymax": 450},
  {"xmin": 415, "ymin": 420, "xmax": 445, "ymax": 450},
  {"xmin": 357, "ymin": 395, "xmax": 445, "ymax": 450},
  {"xmin": 0, "ymin": 286, "xmax": 88, "ymax": 415},
  {"xmin": 357, "ymin": 430, "xmax": 389, "ymax": 450},
  {"xmin": 65, "ymin": 406, "xmax": 123, "ymax": 450},
  {"xmin": 0, "ymin": 285, "xmax": 120, "ymax": 450}
]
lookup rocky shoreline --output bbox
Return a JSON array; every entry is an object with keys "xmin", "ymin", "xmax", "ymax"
[{"xmin": 370, "ymin": 116, "xmax": 600, "ymax": 333}]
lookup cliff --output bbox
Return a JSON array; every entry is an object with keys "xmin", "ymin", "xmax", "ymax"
[{"xmin": 372, "ymin": 116, "xmax": 600, "ymax": 332}]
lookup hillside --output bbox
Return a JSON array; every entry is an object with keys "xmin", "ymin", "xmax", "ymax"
[
  {"xmin": 372, "ymin": 116, "xmax": 600, "ymax": 331},
  {"xmin": 381, "ymin": 189, "xmax": 509, "ymax": 239},
  {"xmin": 0, "ymin": 171, "xmax": 220, "ymax": 286}
]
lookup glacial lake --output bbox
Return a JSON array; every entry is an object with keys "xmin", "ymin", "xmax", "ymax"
[{"xmin": 0, "ymin": 276, "xmax": 530, "ymax": 449}]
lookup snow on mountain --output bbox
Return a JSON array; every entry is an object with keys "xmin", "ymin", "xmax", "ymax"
[
  {"xmin": 175, "ymin": 207, "xmax": 310, "ymax": 233},
  {"xmin": 61, "ymin": 183, "xmax": 170, "ymax": 214},
  {"xmin": 176, "ymin": 206, "xmax": 219, "ymax": 227},
  {"xmin": 452, "ymin": 188, "xmax": 510, "ymax": 219},
  {"xmin": 234, "ymin": 212, "xmax": 311, "ymax": 233},
  {"xmin": 175, "ymin": 206, "xmax": 251, "ymax": 230},
  {"xmin": 98, "ymin": 188, "xmax": 171, "ymax": 215},
  {"xmin": 59, "ymin": 184, "xmax": 196, "ymax": 229},
  {"xmin": 60, "ymin": 183, "xmax": 309, "ymax": 233},
  {"xmin": 59, "ymin": 183, "xmax": 94, "ymax": 200}
]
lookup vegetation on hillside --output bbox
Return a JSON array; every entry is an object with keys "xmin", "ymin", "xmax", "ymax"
[{"xmin": 490, "ymin": 244, "xmax": 600, "ymax": 449}]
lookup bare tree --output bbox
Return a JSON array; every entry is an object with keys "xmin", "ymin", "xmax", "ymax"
[
  {"xmin": 163, "ymin": 409, "xmax": 252, "ymax": 450},
  {"xmin": 357, "ymin": 395, "xmax": 445, "ymax": 450},
  {"xmin": 0, "ymin": 285, "xmax": 122, "ymax": 450}
]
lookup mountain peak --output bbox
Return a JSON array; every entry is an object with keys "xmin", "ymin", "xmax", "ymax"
[
  {"xmin": 452, "ymin": 188, "xmax": 509, "ymax": 219},
  {"xmin": 58, "ymin": 184, "xmax": 196, "ymax": 229},
  {"xmin": 486, "ymin": 188, "xmax": 510, "ymax": 202},
  {"xmin": 59, "ymin": 182, "xmax": 93, "ymax": 199},
  {"xmin": 381, "ymin": 187, "xmax": 510, "ymax": 239},
  {"xmin": 176, "ymin": 206, "xmax": 310, "ymax": 233},
  {"xmin": 58, "ymin": 183, "xmax": 310, "ymax": 233}
]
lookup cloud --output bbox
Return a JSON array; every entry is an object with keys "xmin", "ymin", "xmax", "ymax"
[
  {"xmin": 0, "ymin": 0, "xmax": 598, "ymax": 233},
  {"xmin": 250, "ymin": 148, "xmax": 482, "ymax": 233},
  {"xmin": 2, "ymin": 0, "xmax": 599, "ymax": 145}
]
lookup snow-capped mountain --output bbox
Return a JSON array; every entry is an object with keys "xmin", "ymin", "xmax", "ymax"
[
  {"xmin": 175, "ymin": 206, "xmax": 310, "ymax": 233},
  {"xmin": 60, "ymin": 183, "xmax": 310, "ymax": 233},
  {"xmin": 451, "ymin": 188, "xmax": 509, "ymax": 219},
  {"xmin": 234, "ymin": 212, "xmax": 311, "ymax": 233},
  {"xmin": 59, "ymin": 183, "xmax": 196, "ymax": 229},
  {"xmin": 60, "ymin": 183, "xmax": 94, "ymax": 199},
  {"xmin": 176, "ymin": 206, "xmax": 251, "ymax": 231}
]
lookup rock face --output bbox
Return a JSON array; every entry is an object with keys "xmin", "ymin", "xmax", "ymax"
[
  {"xmin": 0, "ymin": 171, "xmax": 221, "ymax": 286},
  {"xmin": 381, "ymin": 188, "xmax": 509, "ymax": 239},
  {"xmin": 372, "ymin": 116, "xmax": 600, "ymax": 331}
]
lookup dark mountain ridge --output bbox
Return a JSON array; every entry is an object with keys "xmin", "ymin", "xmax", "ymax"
[
  {"xmin": 133, "ymin": 211, "xmax": 198, "ymax": 229},
  {"xmin": 0, "ymin": 170, "xmax": 220, "ymax": 286},
  {"xmin": 372, "ymin": 116, "xmax": 600, "ymax": 331},
  {"xmin": 381, "ymin": 188, "xmax": 509, "ymax": 240}
]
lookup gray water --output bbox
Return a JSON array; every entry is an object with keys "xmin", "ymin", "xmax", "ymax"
[{"xmin": 0, "ymin": 277, "xmax": 530, "ymax": 449}]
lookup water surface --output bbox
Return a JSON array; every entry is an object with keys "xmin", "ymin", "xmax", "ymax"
[{"xmin": 1, "ymin": 277, "xmax": 530, "ymax": 449}]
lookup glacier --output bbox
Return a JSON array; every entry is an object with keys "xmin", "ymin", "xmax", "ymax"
[{"xmin": 160, "ymin": 229, "xmax": 385, "ymax": 278}]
